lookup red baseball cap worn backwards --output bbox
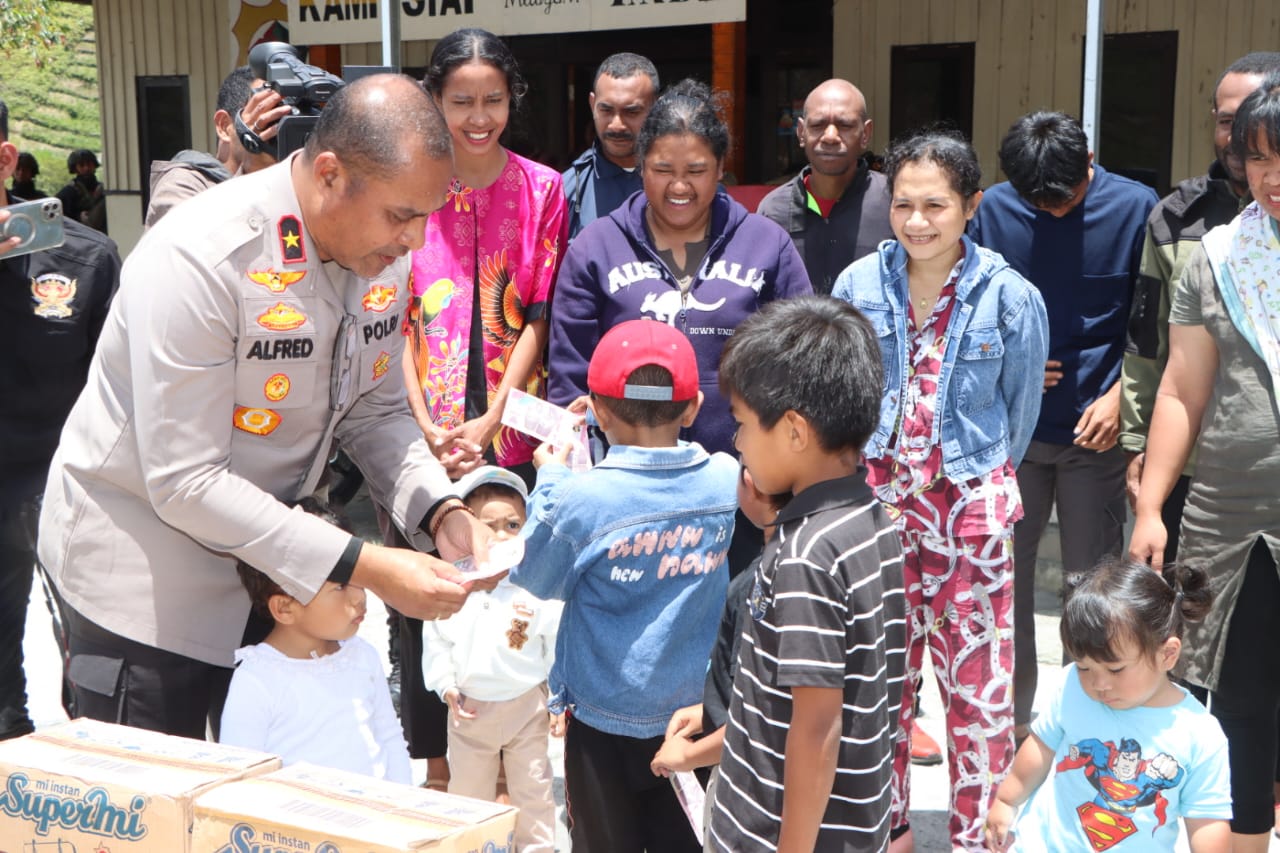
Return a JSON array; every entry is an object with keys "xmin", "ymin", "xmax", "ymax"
[{"xmin": 587, "ymin": 319, "xmax": 699, "ymax": 402}]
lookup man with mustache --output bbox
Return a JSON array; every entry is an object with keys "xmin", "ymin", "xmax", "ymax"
[{"xmin": 563, "ymin": 52, "xmax": 659, "ymax": 241}]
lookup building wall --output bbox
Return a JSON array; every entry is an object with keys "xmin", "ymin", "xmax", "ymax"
[
  {"xmin": 832, "ymin": 0, "xmax": 1280, "ymax": 186},
  {"xmin": 340, "ymin": 40, "xmax": 435, "ymax": 68},
  {"xmin": 94, "ymin": 0, "xmax": 1280, "ymax": 252}
]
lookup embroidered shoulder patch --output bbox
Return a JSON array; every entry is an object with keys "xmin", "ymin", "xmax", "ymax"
[
  {"xmin": 247, "ymin": 269, "xmax": 306, "ymax": 294},
  {"xmin": 31, "ymin": 273, "xmax": 77, "ymax": 318},
  {"xmin": 233, "ymin": 406, "xmax": 282, "ymax": 436},
  {"xmin": 263, "ymin": 374, "xmax": 291, "ymax": 402}
]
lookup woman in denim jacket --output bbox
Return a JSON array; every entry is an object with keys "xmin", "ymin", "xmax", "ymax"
[{"xmin": 832, "ymin": 130, "xmax": 1048, "ymax": 853}]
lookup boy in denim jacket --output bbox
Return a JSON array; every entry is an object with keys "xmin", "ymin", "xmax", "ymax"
[
  {"xmin": 707, "ymin": 297, "xmax": 908, "ymax": 853},
  {"xmin": 511, "ymin": 319, "xmax": 738, "ymax": 853}
]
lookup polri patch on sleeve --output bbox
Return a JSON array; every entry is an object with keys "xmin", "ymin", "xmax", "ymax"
[{"xmin": 278, "ymin": 215, "xmax": 306, "ymax": 264}]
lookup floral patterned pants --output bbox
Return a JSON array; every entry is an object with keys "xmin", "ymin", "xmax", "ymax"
[{"xmin": 890, "ymin": 528, "xmax": 1016, "ymax": 852}]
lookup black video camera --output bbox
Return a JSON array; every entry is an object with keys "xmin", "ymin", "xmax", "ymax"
[{"xmin": 241, "ymin": 41, "xmax": 346, "ymax": 159}]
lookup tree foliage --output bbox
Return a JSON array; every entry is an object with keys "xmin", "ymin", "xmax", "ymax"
[{"xmin": 0, "ymin": 0, "xmax": 72, "ymax": 62}]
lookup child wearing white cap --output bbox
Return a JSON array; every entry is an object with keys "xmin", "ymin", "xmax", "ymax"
[{"xmin": 421, "ymin": 466, "xmax": 561, "ymax": 853}]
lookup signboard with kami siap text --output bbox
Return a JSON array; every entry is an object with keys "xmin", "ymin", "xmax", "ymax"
[{"xmin": 287, "ymin": 0, "xmax": 747, "ymax": 44}]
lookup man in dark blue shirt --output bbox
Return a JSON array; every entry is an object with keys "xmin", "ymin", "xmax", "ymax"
[
  {"xmin": 562, "ymin": 53, "xmax": 658, "ymax": 241},
  {"xmin": 969, "ymin": 111, "xmax": 1157, "ymax": 741}
]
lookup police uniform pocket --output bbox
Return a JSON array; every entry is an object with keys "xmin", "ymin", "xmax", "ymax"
[
  {"xmin": 239, "ymin": 295, "xmax": 321, "ymax": 410},
  {"xmin": 236, "ymin": 362, "xmax": 318, "ymax": 410},
  {"xmin": 355, "ymin": 344, "xmax": 397, "ymax": 397},
  {"xmin": 955, "ymin": 328, "xmax": 1004, "ymax": 413},
  {"xmin": 354, "ymin": 312, "xmax": 403, "ymax": 397}
]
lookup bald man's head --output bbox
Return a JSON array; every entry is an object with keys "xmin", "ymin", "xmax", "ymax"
[
  {"xmin": 798, "ymin": 79, "xmax": 872, "ymax": 180},
  {"xmin": 305, "ymin": 73, "xmax": 452, "ymax": 183}
]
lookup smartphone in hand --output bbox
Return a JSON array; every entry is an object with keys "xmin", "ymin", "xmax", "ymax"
[{"xmin": 1, "ymin": 198, "xmax": 66, "ymax": 258}]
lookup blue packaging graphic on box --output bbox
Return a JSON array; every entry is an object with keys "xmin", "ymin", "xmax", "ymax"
[{"xmin": 0, "ymin": 718, "xmax": 281, "ymax": 851}]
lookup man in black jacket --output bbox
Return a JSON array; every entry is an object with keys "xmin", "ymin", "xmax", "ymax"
[
  {"xmin": 758, "ymin": 79, "xmax": 892, "ymax": 295},
  {"xmin": 0, "ymin": 97, "xmax": 122, "ymax": 740},
  {"xmin": 562, "ymin": 53, "xmax": 658, "ymax": 241}
]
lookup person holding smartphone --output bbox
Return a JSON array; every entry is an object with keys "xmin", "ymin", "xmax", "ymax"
[{"xmin": 0, "ymin": 96, "xmax": 122, "ymax": 741}]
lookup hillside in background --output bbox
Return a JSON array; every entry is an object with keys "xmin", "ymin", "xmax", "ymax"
[{"xmin": 1, "ymin": 1, "xmax": 101, "ymax": 197}]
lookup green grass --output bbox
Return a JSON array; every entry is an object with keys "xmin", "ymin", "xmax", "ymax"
[{"xmin": 1, "ymin": 2, "xmax": 102, "ymax": 196}]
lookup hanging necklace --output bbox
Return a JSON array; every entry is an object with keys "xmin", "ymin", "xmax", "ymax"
[{"xmin": 912, "ymin": 289, "xmax": 937, "ymax": 311}]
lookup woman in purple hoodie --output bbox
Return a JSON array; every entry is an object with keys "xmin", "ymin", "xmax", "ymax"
[{"xmin": 547, "ymin": 79, "xmax": 812, "ymax": 455}]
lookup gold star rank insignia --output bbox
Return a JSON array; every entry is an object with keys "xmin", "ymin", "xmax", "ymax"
[{"xmin": 278, "ymin": 214, "xmax": 306, "ymax": 264}]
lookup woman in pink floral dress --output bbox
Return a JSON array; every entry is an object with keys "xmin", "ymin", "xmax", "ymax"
[
  {"xmin": 393, "ymin": 27, "xmax": 567, "ymax": 791},
  {"xmin": 833, "ymin": 130, "xmax": 1048, "ymax": 852},
  {"xmin": 407, "ymin": 28, "xmax": 567, "ymax": 480}
]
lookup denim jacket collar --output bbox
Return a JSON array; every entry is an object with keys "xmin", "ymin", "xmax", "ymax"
[
  {"xmin": 877, "ymin": 233, "xmax": 991, "ymax": 305},
  {"xmin": 594, "ymin": 441, "xmax": 710, "ymax": 471}
]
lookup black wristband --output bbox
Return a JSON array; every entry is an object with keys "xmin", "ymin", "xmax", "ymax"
[{"xmin": 327, "ymin": 535, "xmax": 364, "ymax": 585}]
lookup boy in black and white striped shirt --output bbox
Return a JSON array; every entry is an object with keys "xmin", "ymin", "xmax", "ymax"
[{"xmin": 709, "ymin": 297, "xmax": 908, "ymax": 852}]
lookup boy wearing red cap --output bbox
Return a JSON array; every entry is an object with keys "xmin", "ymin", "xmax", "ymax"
[{"xmin": 511, "ymin": 319, "xmax": 738, "ymax": 853}]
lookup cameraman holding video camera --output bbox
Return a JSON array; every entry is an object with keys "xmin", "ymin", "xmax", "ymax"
[
  {"xmin": 146, "ymin": 45, "xmax": 341, "ymax": 229},
  {"xmin": 145, "ymin": 66, "xmax": 290, "ymax": 227},
  {"xmin": 0, "ymin": 97, "xmax": 121, "ymax": 741},
  {"xmin": 37, "ymin": 72, "xmax": 499, "ymax": 741}
]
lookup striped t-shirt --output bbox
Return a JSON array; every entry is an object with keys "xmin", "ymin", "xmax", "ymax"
[{"xmin": 708, "ymin": 472, "xmax": 907, "ymax": 852}]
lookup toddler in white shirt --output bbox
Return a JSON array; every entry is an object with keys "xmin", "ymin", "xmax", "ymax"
[{"xmin": 220, "ymin": 498, "xmax": 410, "ymax": 783}]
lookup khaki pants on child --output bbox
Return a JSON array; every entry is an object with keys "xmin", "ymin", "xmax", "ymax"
[{"xmin": 447, "ymin": 684, "xmax": 555, "ymax": 852}]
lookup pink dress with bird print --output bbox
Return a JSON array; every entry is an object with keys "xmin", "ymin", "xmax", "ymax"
[{"xmin": 406, "ymin": 151, "xmax": 567, "ymax": 467}]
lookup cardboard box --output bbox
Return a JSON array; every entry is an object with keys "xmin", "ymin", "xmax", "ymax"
[
  {"xmin": 0, "ymin": 718, "xmax": 281, "ymax": 852},
  {"xmin": 192, "ymin": 762, "xmax": 518, "ymax": 852}
]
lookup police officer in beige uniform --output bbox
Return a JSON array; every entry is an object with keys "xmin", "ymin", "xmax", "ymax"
[{"xmin": 38, "ymin": 75, "xmax": 492, "ymax": 739}]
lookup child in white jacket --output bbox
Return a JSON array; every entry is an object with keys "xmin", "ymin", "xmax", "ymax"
[{"xmin": 422, "ymin": 467, "xmax": 561, "ymax": 853}]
